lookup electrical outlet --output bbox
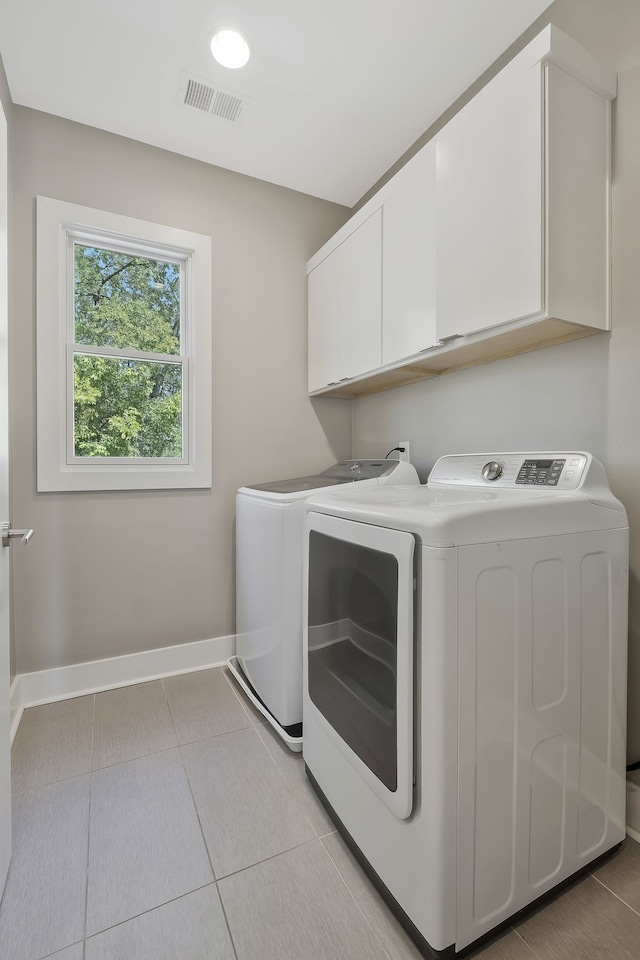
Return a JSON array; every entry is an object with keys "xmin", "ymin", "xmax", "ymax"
[{"xmin": 397, "ymin": 440, "xmax": 411, "ymax": 463}]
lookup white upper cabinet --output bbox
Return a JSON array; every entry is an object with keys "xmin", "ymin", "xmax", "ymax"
[
  {"xmin": 435, "ymin": 52, "xmax": 544, "ymax": 341},
  {"xmin": 544, "ymin": 62, "xmax": 610, "ymax": 331},
  {"xmin": 435, "ymin": 30, "xmax": 613, "ymax": 342},
  {"xmin": 307, "ymin": 26, "xmax": 616, "ymax": 398},
  {"xmin": 307, "ymin": 209, "xmax": 381, "ymax": 392},
  {"xmin": 340, "ymin": 209, "xmax": 382, "ymax": 380},
  {"xmin": 382, "ymin": 142, "xmax": 437, "ymax": 365},
  {"xmin": 308, "ymin": 248, "xmax": 341, "ymax": 393}
]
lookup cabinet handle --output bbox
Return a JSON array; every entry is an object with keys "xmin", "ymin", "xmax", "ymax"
[{"xmin": 438, "ymin": 334, "xmax": 463, "ymax": 344}]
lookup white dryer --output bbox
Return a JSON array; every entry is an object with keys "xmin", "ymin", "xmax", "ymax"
[
  {"xmin": 231, "ymin": 458, "xmax": 419, "ymax": 750},
  {"xmin": 302, "ymin": 452, "xmax": 628, "ymax": 956}
]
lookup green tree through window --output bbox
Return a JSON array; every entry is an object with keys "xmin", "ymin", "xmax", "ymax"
[{"xmin": 73, "ymin": 245, "xmax": 183, "ymax": 458}]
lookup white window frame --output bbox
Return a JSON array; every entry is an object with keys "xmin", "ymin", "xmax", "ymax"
[{"xmin": 37, "ymin": 196, "xmax": 212, "ymax": 491}]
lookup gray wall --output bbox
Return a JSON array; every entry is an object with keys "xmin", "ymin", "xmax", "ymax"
[
  {"xmin": 352, "ymin": 0, "xmax": 640, "ymax": 759},
  {"xmin": 9, "ymin": 108, "xmax": 351, "ymax": 674}
]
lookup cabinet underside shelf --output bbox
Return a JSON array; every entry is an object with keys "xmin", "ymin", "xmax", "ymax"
[{"xmin": 310, "ymin": 318, "xmax": 603, "ymax": 399}]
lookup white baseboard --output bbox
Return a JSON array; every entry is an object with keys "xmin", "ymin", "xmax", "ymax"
[
  {"xmin": 10, "ymin": 633, "xmax": 235, "ymax": 744},
  {"xmin": 9, "ymin": 676, "xmax": 22, "ymax": 745},
  {"xmin": 627, "ymin": 778, "xmax": 640, "ymax": 842},
  {"xmin": 627, "ymin": 823, "xmax": 640, "ymax": 844}
]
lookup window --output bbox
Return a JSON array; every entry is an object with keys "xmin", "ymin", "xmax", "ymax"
[{"xmin": 36, "ymin": 197, "xmax": 212, "ymax": 490}]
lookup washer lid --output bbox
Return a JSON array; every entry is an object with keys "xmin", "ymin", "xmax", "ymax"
[
  {"xmin": 239, "ymin": 459, "xmax": 415, "ymax": 500},
  {"xmin": 245, "ymin": 474, "xmax": 348, "ymax": 495}
]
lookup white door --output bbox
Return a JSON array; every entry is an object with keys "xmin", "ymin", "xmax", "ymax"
[{"xmin": 0, "ymin": 97, "xmax": 11, "ymax": 898}]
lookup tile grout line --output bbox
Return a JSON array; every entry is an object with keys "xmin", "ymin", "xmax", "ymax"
[
  {"xmin": 318, "ymin": 834, "xmax": 395, "ymax": 960},
  {"xmin": 88, "ymin": 680, "xmax": 180, "ymax": 773},
  {"xmin": 222, "ymin": 665, "xmax": 269, "ymax": 730},
  {"xmin": 10, "ymin": 696, "xmax": 96, "ymax": 797},
  {"xmin": 161, "ymin": 676, "xmax": 215, "ymax": 882},
  {"xmin": 230, "ymin": 681, "xmax": 331, "ymax": 842},
  {"xmin": 23, "ymin": 672, "xmax": 324, "ymax": 957},
  {"xmin": 82, "ymin": 694, "xmax": 96, "ymax": 960},
  {"xmin": 247, "ymin": 718, "xmax": 289, "ymax": 770},
  {"xmin": 175, "ymin": 706, "xmax": 327, "ymax": 885},
  {"xmin": 250, "ymin": 721, "xmax": 328, "ymax": 840},
  {"xmin": 11, "ymin": 768, "xmax": 98, "ymax": 797},
  {"xmin": 12, "ymin": 720, "xmax": 267, "ymax": 798},
  {"xmin": 245, "ymin": 724, "xmax": 328, "ymax": 844},
  {"xmin": 165, "ymin": 675, "xmax": 240, "ymax": 960},
  {"xmin": 167, "ymin": 700, "xmax": 218, "ymax": 882},
  {"xmin": 212, "ymin": 881, "xmax": 241, "ymax": 960},
  {"xmin": 252, "ymin": 725, "xmax": 323, "ymax": 838},
  {"xmin": 86, "ymin": 687, "xmax": 214, "ymax": 948},
  {"xmin": 511, "ymin": 924, "xmax": 547, "ymax": 960},
  {"xmin": 160, "ymin": 675, "xmax": 181, "ymax": 745},
  {"xmin": 38, "ymin": 941, "xmax": 84, "ymax": 960},
  {"xmin": 173, "ymin": 672, "xmax": 318, "ymax": 957},
  {"xmin": 82, "ymin": 880, "xmax": 219, "ymax": 945},
  {"xmin": 215, "ymin": 834, "xmax": 326, "ymax": 883},
  {"xmin": 240, "ymin": 723, "xmax": 321, "ymax": 842},
  {"xmin": 589, "ymin": 871, "xmax": 640, "ymax": 921},
  {"xmin": 163, "ymin": 666, "xmax": 253, "ymax": 742},
  {"xmin": 83, "ymin": 680, "xmax": 234, "ymax": 950}
]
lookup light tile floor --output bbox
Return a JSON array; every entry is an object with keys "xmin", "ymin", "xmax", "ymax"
[{"xmin": 1, "ymin": 665, "xmax": 640, "ymax": 959}]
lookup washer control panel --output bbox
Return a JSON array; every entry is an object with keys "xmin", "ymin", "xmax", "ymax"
[
  {"xmin": 515, "ymin": 458, "xmax": 566, "ymax": 486},
  {"xmin": 429, "ymin": 453, "xmax": 589, "ymax": 490}
]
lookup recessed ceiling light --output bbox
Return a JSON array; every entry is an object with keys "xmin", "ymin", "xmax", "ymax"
[{"xmin": 210, "ymin": 29, "xmax": 251, "ymax": 69}]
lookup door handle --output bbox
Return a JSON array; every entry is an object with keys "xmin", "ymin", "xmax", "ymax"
[{"xmin": 1, "ymin": 523, "xmax": 35, "ymax": 547}]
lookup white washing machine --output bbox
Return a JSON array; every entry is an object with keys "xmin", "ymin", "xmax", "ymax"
[
  {"xmin": 230, "ymin": 458, "xmax": 419, "ymax": 750},
  {"xmin": 302, "ymin": 452, "xmax": 628, "ymax": 956}
]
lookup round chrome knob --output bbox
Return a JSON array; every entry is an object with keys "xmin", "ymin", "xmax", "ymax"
[{"xmin": 482, "ymin": 461, "xmax": 503, "ymax": 482}]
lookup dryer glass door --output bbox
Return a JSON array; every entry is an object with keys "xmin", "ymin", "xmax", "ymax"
[{"xmin": 306, "ymin": 513, "xmax": 415, "ymax": 819}]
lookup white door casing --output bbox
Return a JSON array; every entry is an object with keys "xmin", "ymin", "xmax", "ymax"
[{"xmin": 0, "ymin": 96, "xmax": 11, "ymax": 899}]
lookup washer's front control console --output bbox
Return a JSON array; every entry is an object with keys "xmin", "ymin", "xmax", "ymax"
[
  {"xmin": 429, "ymin": 452, "xmax": 590, "ymax": 489},
  {"xmin": 482, "ymin": 461, "xmax": 504, "ymax": 482}
]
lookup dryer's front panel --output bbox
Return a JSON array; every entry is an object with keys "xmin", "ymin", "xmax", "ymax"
[{"xmin": 304, "ymin": 511, "xmax": 415, "ymax": 820}]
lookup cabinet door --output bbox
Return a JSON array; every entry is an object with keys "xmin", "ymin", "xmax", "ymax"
[
  {"xmin": 436, "ymin": 57, "xmax": 544, "ymax": 340},
  {"xmin": 308, "ymin": 249, "xmax": 341, "ymax": 392},
  {"xmin": 339, "ymin": 209, "xmax": 382, "ymax": 380},
  {"xmin": 382, "ymin": 144, "xmax": 437, "ymax": 365}
]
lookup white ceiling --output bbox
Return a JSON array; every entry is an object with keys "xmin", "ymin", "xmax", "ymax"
[{"xmin": 0, "ymin": 0, "xmax": 555, "ymax": 206}]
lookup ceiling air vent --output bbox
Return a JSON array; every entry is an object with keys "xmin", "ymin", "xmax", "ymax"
[
  {"xmin": 184, "ymin": 78, "xmax": 215, "ymax": 112},
  {"xmin": 178, "ymin": 71, "xmax": 250, "ymax": 124}
]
